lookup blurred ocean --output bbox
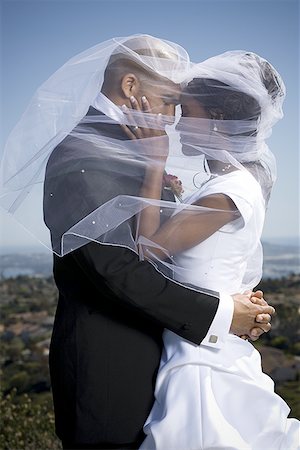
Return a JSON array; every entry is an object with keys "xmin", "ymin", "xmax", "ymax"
[{"xmin": 0, "ymin": 238, "xmax": 299, "ymax": 280}]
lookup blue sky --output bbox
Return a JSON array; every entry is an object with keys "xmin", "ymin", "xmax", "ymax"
[{"xmin": 0, "ymin": 0, "xmax": 299, "ymax": 249}]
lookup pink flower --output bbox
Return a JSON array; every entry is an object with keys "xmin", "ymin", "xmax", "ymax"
[{"xmin": 163, "ymin": 173, "xmax": 184, "ymax": 201}]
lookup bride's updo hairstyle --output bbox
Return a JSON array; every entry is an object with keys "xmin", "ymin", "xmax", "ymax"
[
  {"xmin": 184, "ymin": 52, "xmax": 284, "ymax": 135},
  {"xmin": 185, "ymin": 78, "xmax": 261, "ymax": 137},
  {"xmin": 181, "ymin": 51, "xmax": 286, "ymax": 202}
]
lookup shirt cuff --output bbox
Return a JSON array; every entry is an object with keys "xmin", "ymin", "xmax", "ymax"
[{"xmin": 200, "ymin": 293, "xmax": 234, "ymax": 349}]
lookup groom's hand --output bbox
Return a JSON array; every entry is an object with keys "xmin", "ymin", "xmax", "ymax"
[{"xmin": 230, "ymin": 291, "xmax": 275, "ymax": 341}]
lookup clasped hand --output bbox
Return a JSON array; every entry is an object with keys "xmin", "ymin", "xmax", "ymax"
[{"xmin": 231, "ymin": 290, "xmax": 275, "ymax": 341}]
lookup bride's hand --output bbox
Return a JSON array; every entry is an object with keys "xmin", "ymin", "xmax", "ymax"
[
  {"xmin": 120, "ymin": 97, "xmax": 169, "ymax": 165},
  {"xmin": 121, "ymin": 95, "xmax": 167, "ymax": 140}
]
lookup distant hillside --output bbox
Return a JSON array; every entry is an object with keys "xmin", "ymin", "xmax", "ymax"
[
  {"xmin": 0, "ymin": 274, "xmax": 299, "ymax": 425},
  {"xmin": 0, "ymin": 240, "xmax": 299, "ymax": 279}
]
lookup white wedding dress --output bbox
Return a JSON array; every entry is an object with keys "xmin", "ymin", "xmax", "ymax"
[{"xmin": 139, "ymin": 170, "xmax": 300, "ymax": 450}]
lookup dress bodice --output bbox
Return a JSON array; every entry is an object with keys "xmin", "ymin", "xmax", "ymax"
[{"xmin": 173, "ymin": 169, "xmax": 265, "ymax": 294}]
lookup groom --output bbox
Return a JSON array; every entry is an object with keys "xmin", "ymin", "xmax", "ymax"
[{"xmin": 43, "ymin": 36, "xmax": 274, "ymax": 450}]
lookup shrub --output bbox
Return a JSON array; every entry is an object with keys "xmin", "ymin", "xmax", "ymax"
[
  {"xmin": 270, "ymin": 335, "xmax": 290, "ymax": 350},
  {"xmin": 0, "ymin": 388, "xmax": 61, "ymax": 450}
]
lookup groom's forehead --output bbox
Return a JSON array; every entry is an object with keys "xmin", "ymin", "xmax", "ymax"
[{"xmin": 156, "ymin": 81, "xmax": 182, "ymax": 102}]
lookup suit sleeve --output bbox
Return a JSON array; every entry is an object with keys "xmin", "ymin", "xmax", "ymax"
[
  {"xmin": 73, "ymin": 240, "xmax": 220, "ymax": 345},
  {"xmin": 44, "ymin": 156, "xmax": 220, "ymax": 345}
]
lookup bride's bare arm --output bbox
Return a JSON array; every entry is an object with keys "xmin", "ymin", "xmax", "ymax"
[
  {"xmin": 139, "ymin": 189, "xmax": 239, "ymax": 260},
  {"xmin": 138, "ymin": 163, "xmax": 167, "ymax": 241}
]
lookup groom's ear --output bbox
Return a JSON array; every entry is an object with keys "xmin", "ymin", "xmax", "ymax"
[{"xmin": 121, "ymin": 73, "xmax": 141, "ymax": 98}]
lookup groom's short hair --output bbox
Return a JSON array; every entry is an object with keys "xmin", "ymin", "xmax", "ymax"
[{"xmin": 103, "ymin": 36, "xmax": 180, "ymax": 86}]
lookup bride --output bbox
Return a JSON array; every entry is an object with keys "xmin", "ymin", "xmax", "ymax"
[{"xmin": 122, "ymin": 51, "xmax": 300, "ymax": 449}]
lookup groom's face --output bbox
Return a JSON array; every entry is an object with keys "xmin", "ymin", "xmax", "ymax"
[{"xmin": 141, "ymin": 80, "xmax": 181, "ymax": 120}]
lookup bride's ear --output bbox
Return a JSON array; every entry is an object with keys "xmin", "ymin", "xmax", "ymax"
[{"xmin": 121, "ymin": 73, "xmax": 140, "ymax": 99}]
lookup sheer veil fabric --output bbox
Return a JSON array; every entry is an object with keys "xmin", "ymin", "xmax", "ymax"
[{"xmin": 0, "ymin": 35, "xmax": 285, "ymax": 295}]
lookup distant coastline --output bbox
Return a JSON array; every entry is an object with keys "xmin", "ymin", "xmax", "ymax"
[
  {"xmin": 0, "ymin": 238, "xmax": 299, "ymax": 280},
  {"xmin": 1, "ymin": 236, "xmax": 298, "ymax": 254}
]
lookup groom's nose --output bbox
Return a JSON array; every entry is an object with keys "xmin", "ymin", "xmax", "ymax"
[
  {"xmin": 175, "ymin": 118, "xmax": 184, "ymax": 132},
  {"xmin": 165, "ymin": 103, "xmax": 176, "ymax": 118}
]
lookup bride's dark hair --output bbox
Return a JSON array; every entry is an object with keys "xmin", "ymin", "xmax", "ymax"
[
  {"xmin": 185, "ymin": 57, "xmax": 283, "ymax": 127},
  {"xmin": 185, "ymin": 64, "xmax": 282, "ymax": 203},
  {"xmin": 185, "ymin": 78, "xmax": 261, "ymax": 125}
]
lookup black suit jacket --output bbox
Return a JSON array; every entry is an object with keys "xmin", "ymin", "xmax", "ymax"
[{"xmin": 43, "ymin": 108, "xmax": 219, "ymax": 446}]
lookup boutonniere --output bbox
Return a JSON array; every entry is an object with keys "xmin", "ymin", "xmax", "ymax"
[{"xmin": 163, "ymin": 172, "xmax": 184, "ymax": 202}]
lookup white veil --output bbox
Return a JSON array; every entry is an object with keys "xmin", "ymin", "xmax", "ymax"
[{"xmin": 0, "ymin": 36, "xmax": 285, "ymax": 293}]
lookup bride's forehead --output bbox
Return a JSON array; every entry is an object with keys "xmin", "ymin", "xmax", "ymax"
[{"xmin": 180, "ymin": 93, "xmax": 200, "ymax": 106}]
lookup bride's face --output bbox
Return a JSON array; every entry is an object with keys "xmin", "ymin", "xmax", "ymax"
[
  {"xmin": 176, "ymin": 94, "xmax": 210, "ymax": 156},
  {"xmin": 180, "ymin": 95, "xmax": 209, "ymax": 119}
]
